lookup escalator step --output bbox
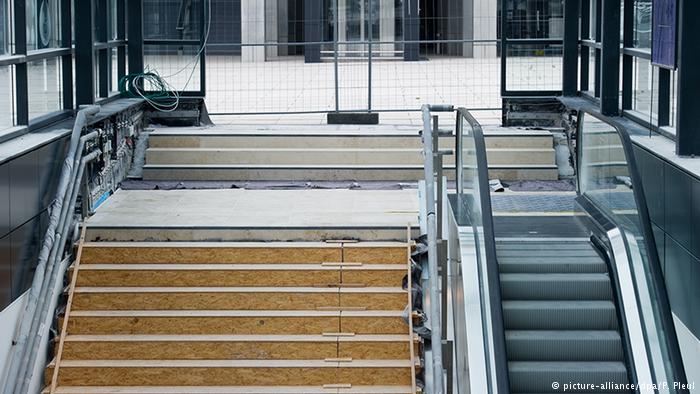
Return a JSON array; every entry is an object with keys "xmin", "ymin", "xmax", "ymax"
[
  {"xmin": 505, "ymin": 330, "xmax": 623, "ymax": 361},
  {"xmin": 508, "ymin": 361, "xmax": 629, "ymax": 393},
  {"xmin": 503, "ymin": 301, "xmax": 618, "ymax": 330},
  {"xmin": 500, "ymin": 274, "xmax": 612, "ymax": 300},
  {"xmin": 498, "ymin": 256, "xmax": 608, "ymax": 273}
]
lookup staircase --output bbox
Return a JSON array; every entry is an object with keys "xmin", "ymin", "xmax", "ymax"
[
  {"xmin": 45, "ymin": 241, "xmax": 420, "ymax": 393},
  {"xmin": 497, "ymin": 239, "xmax": 631, "ymax": 393},
  {"xmin": 142, "ymin": 125, "xmax": 559, "ymax": 181}
]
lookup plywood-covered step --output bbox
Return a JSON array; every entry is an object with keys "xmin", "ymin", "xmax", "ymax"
[
  {"xmin": 42, "ymin": 386, "xmax": 416, "ymax": 393},
  {"xmin": 71, "ymin": 287, "xmax": 408, "ymax": 310},
  {"xmin": 80, "ymin": 242, "xmax": 408, "ymax": 264},
  {"xmin": 63, "ymin": 310, "xmax": 408, "ymax": 335},
  {"xmin": 74, "ymin": 264, "xmax": 406, "ymax": 287},
  {"xmin": 46, "ymin": 359, "xmax": 414, "ymax": 387},
  {"xmin": 59, "ymin": 334, "xmax": 416, "ymax": 360}
]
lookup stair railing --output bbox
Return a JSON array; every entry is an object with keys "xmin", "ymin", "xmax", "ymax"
[{"xmin": 576, "ymin": 109, "xmax": 689, "ymax": 393}]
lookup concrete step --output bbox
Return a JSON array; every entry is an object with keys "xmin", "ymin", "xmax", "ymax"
[
  {"xmin": 145, "ymin": 147, "xmax": 556, "ymax": 166},
  {"xmin": 63, "ymin": 310, "xmax": 408, "ymax": 335},
  {"xmin": 508, "ymin": 361, "xmax": 629, "ymax": 393},
  {"xmin": 46, "ymin": 359, "xmax": 414, "ymax": 387},
  {"xmin": 142, "ymin": 164, "xmax": 559, "ymax": 182},
  {"xmin": 505, "ymin": 331, "xmax": 623, "ymax": 361},
  {"xmin": 81, "ymin": 242, "xmax": 408, "ymax": 265},
  {"xmin": 42, "ymin": 386, "xmax": 416, "ymax": 393},
  {"xmin": 59, "ymin": 334, "xmax": 414, "ymax": 361},
  {"xmin": 499, "ymin": 273, "xmax": 613, "ymax": 300},
  {"xmin": 502, "ymin": 301, "xmax": 618, "ymax": 330},
  {"xmin": 148, "ymin": 129, "xmax": 554, "ymax": 150},
  {"xmin": 74, "ymin": 264, "xmax": 406, "ymax": 288},
  {"xmin": 71, "ymin": 287, "xmax": 408, "ymax": 311}
]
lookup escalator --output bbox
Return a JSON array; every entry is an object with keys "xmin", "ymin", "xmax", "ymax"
[{"xmin": 441, "ymin": 107, "xmax": 689, "ymax": 393}]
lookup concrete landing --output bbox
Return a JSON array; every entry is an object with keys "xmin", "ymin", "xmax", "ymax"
[{"xmin": 86, "ymin": 189, "xmax": 419, "ymax": 242}]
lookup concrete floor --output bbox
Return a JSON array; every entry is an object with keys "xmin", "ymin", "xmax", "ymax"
[{"xmin": 86, "ymin": 189, "xmax": 419, "ymax": 241}]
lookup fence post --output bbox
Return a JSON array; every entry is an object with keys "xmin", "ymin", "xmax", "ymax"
[
  {"xmin": 367, "ymin": 0, "xmax": 373, "ymax": 111},
  {"xmin": 334, "ymin": 0, "xmax": 340, "ymax": 112}
]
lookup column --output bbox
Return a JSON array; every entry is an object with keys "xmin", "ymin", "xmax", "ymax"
[
  {"xmin": 676, "ymin": 0, "xmax": 700, "ymax": 155},
  {"xmin": 472, "ymin": 0, "xmax": 497, "ymax": 58},
  {"xmin": 600, "ymin": 0, "xmax": 620, "ymax": 116},
  {"xmin": 265, "ymin": 0, "xmax": 278, "ymax": 58},
  {"xmin": 403, "ymin": 0, "xmax": 419, "ymax": 61},
  {"xmin": 241, "ymin": 0, "xmax": 265, "ymax": 62},
  {"xmin": 379, "ymin": 0, "xmax": 395, "ymax": 56},
  {"xmin": 304, "ymin": 0, "xmax": 322, "ymax": 63}
]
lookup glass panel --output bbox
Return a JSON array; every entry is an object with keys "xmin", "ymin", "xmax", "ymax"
[
  {"xmin": 505, "ymin": 43, "xmax": 563, "ymax": 91},
  {"xmin": 1, "ymin": 0, "xmax": 8, "ymax": 54},
  {"xmin": 27, "ymin": 57, "xmax": 62, "ymax": 119},
  {"xmin": 578, "ymin": 113, "xmax": 678, "ymax": 392},
  {"xmin": 144, "ymin": 44, "xmax": 201, "ymax": 92},
  {"xmin": 108, "ymin": 0, "xmax": 118, "ymax": 40},
  {"xmin": 144, "ymin": 0, "xmax": 204, "ymax": 40},
  {"xmin": 632, "ymin": 57, "xmax": 659, "ymax": 124},
  {"xmin": 27, "ymin": 0, "xmax": 62, "ymax": 51},
  {"xmin": 633, "ymin": 0, "xmax": 651, "ymax": 49},
  {"xmin": 0, "ymin": 65, "xmax": 15, "ymax": 130},
  {"xmin": 504, "ymin": 0, "xmax": 564, "ymax": 39}
]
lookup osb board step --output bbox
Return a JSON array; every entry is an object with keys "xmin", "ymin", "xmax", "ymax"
[
  {"xmin": 63, "ymin": 310, "xmax": 408, "ymax": 335},
  {"xmin": 42, "ymin": 385, "xmax": 416, "ymax": 393},
  {"xmin": 71, "ymin": 287, "xmax": 408, "ymax": 311},
  {"xmin": 59, "ymin": 334, "xmax": 415, "ymax": 360},
  {"xmin": 81, "ymin": 242, "xmax": 408, "ymax": 264},
  {"xmin": 46, "ymin": 360, "xmax": 414, "ymax": 387},
  {"xmin": 74, "ymin": 264, "xmax": 407, "ymax": 288}
]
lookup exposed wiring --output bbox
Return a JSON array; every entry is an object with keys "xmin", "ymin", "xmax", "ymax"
[{"xmin": 119, "ymin": 0, "xmax": 211, "ymax": 112}]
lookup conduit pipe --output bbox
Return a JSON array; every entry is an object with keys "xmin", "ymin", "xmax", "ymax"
[
  {"xmin": 420, "ymin": 104, "xmax": 453, "ymax": 394},
  {"xmin": 3, "ymin": 105, "xmax": 100, "ymax": 394},
  {"xmin": 19, "ymin": 148, "xmax": 102, "ymax": 394}
]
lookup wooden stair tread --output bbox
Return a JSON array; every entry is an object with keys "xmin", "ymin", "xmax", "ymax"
[
  {"xmin": 49, "ymin": 359, "xmax": 414, "ymax": 368},
  {"xmin": 43, "ymin": 386, "xmax": 415, "ymax": 393},
  {"xmin": 63, "ymin": 334, "xmax": 414, "ymax": 342},
  {"xmin": 83, "ymin": 241, "xmax": 407, "ymax": 248},
  {"xmin": 70, "ymin": 310, "xmax": 405, "ymax": 317},
  {"xmin": 77, "ymin": 264, "xmax": 407, "ymax": 270},
  {"xmin": 74, "ymin": 287, "xmax": 407, "ymax": 293}
]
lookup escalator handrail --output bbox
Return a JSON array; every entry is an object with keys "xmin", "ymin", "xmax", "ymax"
[
  {"xmin": 576, "ymin": 109, "xmax": 688, "ymax": 390},
  {"xmin": 455, "ymin": 107, "xmax": 511, "ymax": 393}
]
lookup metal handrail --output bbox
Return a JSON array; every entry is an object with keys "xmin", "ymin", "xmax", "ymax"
[
  {"xmin": 576, "ymin": 109, "xmax": 689, "ymax": 392},
  {"xmin": 455, "ymin": 107, "xmax": 511, "ymax": 393},
  {"xmin": 420, "ymin": 104, "xmax": 510, "ymax": 394},
  {"xmin": 420, "ymin": 104, "xmax": 453, "ymax": 394}
]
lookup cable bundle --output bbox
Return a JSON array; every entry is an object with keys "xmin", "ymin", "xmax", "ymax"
[{"xmin": 119, "ymin": 69, "xmax": 181, "ymax": 112}]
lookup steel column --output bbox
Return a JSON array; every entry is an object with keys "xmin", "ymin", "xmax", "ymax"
[
  {"xmin": 676, "ymin": 0, "xmax": 700, "ymax": 155},
  {"xmin": 621, "ymin": 0, "xmax": 633, "ymax": 110},
  {"xmin": 304, "ymin": 0, "xmax": 322, "ymax": 63},
  {"xmin": 580, "ymin": 0, "xmax": 590, "ymax": 92},
  {"xmin": 562, "ymin": 0, "xmax": 579, "ymax": 96},
  {"xmin": 61, "ymin": 0, "xmax": 74, "ymax": 110},
  {"xmin": 600, "ymin": 0, "xmax": 620, "ymax": 116},
  {"xmin": 116, "ymin": 0, "xmax": 126, "ymax": 82},
  {"xmin": 128, "ymin": 0, "xmax": 144, "ymax": 75},
  {"xmin": 13, "ymin": 0, "xmax": 28, "ymax": 125},
  {"xmin": 657, "ymin": 68, "xmax": 670, "ymax": 127},
  {"xmin": 96, "ymin": 0, "xmax": 110, "ymax": 98},
  {"xmin": 75, "ymin": 0, "xmax": 95, "ymax": 105},
  {"xmin": 403, "ymin": 0, "xmax": 419, "ymax": 61}
]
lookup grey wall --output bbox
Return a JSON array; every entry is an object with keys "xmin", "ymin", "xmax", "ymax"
[
  {"xmin": 633, "ymin": 143, "xmax": 700, "ymax": 340},
  {"xmin": 0, "ymin": 137, "xmax": 68, "ymax": 310}
]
